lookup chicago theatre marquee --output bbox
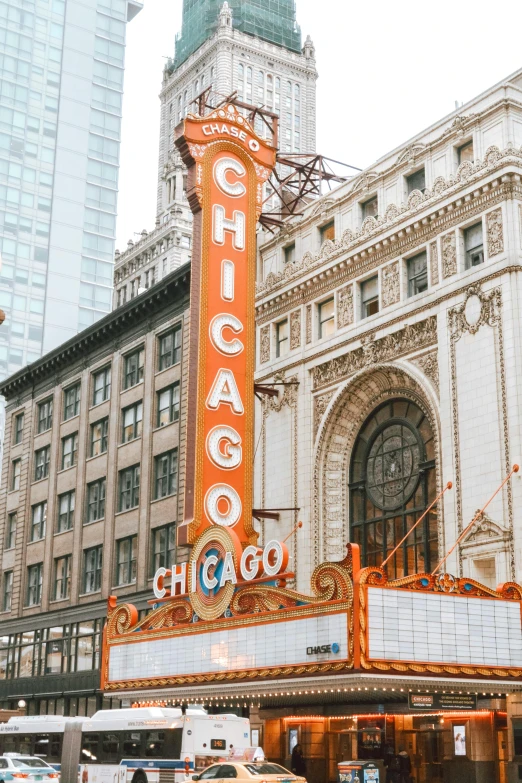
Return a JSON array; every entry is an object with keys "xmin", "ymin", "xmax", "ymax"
[{"xmin": 103, "ymin": 86, "xmax": 522, "ymax": 783}]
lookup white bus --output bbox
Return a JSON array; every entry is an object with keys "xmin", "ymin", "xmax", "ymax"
[{"xmin": 0, "ymin": 707, "xmax": 252, "ymax": 783}]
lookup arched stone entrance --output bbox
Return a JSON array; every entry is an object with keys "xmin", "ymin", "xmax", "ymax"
[{"xmin": 312, "ymin": 361, "xmax": 442, "ymax": 567}]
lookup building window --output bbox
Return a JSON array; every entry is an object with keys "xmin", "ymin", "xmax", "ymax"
[
  {"xmin": 115, "ymin": 535, "xmax": 137, "ymax": 586},
  {"xmin": 361, "ymin": 196, "xmax": 378, "ymax": 220},
  {"xmin": 57, "ymin": 491, "xmax": 75, "ymax": 533},
  {"xmin": 464, "ymin": 222, "xmax": 484, "ymax": 269},
  {"xmin": 157, "ymin": 384, "xmax": 180, "ymax": 427},
  {"xmin": 406, "ymin": 168, "xmax": 426, "ymax": 194},
  {"xmin": 61, "ymin": 433, "xmax": 78, "ymax": 470},
  {"xmin": 63, "ymin": 384, "xmax": 80, "ymax": 420},
  {"xmin": 122, "ymin": 401, "xmax": 142, "ymax": 443},
  {"xmin": 13, "ymin": 412, "xmax": 24, "ymax": 445},
  {"xmin": 123, "ymin": 348, "xmax": 144, "ymax": 389},
  {"xmin": 92, "ymin": 366, "xmax": 111, "ymax": 405},
  {"xmin": 83, "ymin": 546, "xmax": 102, "ymax": 594},
  {"xmin": 11, "ymin": 458, "xmax": 21, "ymax": 491},
  {"xmin": 150, "ymin": 523, "xmax": 176, "ymax": 575},
  {"xmin": 53, "ymin": 555, "xmax": 71, "ymax": 600},
  {"xmin": 86, "ymin": 479, "xmax": 106, "ymax": 523},
  {"xmin": 37, "ymin": 398, "xmax": 53, "ymax": 433},
  {"xmin": 31, "ymin": 501, "xmax": 47, "ymax": 541},
  {"xmin": 5, "ymin": 512, "xmax": 16, "ymax": 550},
  {"xmin": 118, "ymin": 465, "xmax": 140, "ymax": 511},
  {"xmin": 349, "ymin": 399, "xmax": 437, "ymax": 579},
  {"xmin": 457, "ymin": 140, "xmax": 474, "ymax": 165},
  {"xmin": 34, "ymin": 446, "xmax": 50, "ymax": 481},
  {"xmin": 319, "ymin": 220, "xmax": 335, "ymax": 244},
  {"xmin": 407, "ymin": 251, "xmax": 428, "ymax": 297},
  {"xmin": 154, "ymin": 450, "xmax": 178, "ymax": 499},
  {"xmin": 90, "ymin": 418, "xmax": 109, "ymax": 457},
  {"xmin": 3, "ymin": 572, "xmax": 13, "ymax": 612},
  {"xmin": 318, "ymin": 298, "xmax": 335, "ymax": 339},
  {"xmin": 27, "ymin": 563, "xmax": 43, "ymax": 606},
  {"xmin": 284, "ymin": 243, "xmax": 295, "ymax": 265},
  {"xmin": 361, "ymin": 276, "xmax": 379, "ymax": 319},
  {"xmin": 276, "ymin": 319, "xmax": 289, "ymax": 357},
  {"xmin": 158, "ymin": 325, "xmax": 182, "ymax": 371}
]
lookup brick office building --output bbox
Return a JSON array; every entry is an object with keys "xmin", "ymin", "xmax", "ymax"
[{"xmin": 0, "ymin": 265, "xmax": 189, "ymax": 715}]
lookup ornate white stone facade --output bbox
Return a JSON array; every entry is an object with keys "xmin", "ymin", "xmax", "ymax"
[{"xmin": 254, "ymin": 68, "xmax": 522, "ymax": 598}]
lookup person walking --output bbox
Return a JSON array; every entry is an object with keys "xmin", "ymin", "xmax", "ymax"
[
  {"xmin": 291, "ymin": 743, "xmax": 307, "ymax": 777},
  {"xmin": 397, "ymin": 746, "xmax": 412, "ymax": 783}
]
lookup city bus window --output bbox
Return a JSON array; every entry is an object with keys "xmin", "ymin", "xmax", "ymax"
[
  {"xmin": 102, "ymin": 733, "xmax": 120, "ymax": 762},
  {"xmin": 50, "ymin": 735, "xmax": 62, "ymax": 761},
  {"xmin": 145, "ymin": 731, "xmax": 164, "ymax": 757},
  {"xmin": 3, "ymin": 736, "xmax": 16, "ymax": 753},
  {"xmin": 81, "ymin": 733, "xmax": 100, "ymax": 762},
  {"xmin": 123, "ymin": 732, "xmax": 142, "ymax": 757},
  {"xmin": 34, "ymin": 734, "xmax": 50, "ymax": 757},
  {"xmin": 20, "ymin": 735, "xmax": 32, "ymax": 754}
]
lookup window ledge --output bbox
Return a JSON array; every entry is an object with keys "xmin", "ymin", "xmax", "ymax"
[
  {"xmin": 150, "ymin": 493, "xmax": 177, "ymax": 505},
  {"xmin": 31, "ymin": 476, "xmax": 49, "ymax": 485},
  {"xmin": 86, "ymin": 452, "xmax": 108, "ymax": 463},
  {"xmin": 49, "ymin": 597, "xmax": 70, "ymax": 605},
  {"xmin": 83, "ymin": 519, "xmax": 104, "ymax": 527},
  {"xmin": 118, "ymin": 437, "xmax": 141, "ymax": 448},
  {"xmin": 155, "ymin": 361, "xmax": 181, "ymax": 378},
  {"xmin": 24, "ymin": 603, "xmax": 42, "ymax": 609},
  {"xmin": 111, "ymin": 582, "xmax": 137, "ymax": 590},
  {"xmin": 153, "ymin": 420, "xmax": 179, "ymax": 433},
  {"xmin": 89, "ymin": 398, "xmax": 111, "ymax": 411},
  {"xmin": 120, "ymin": 380, "xmax": 144, "ymax": 394},
  {"xmin": 54, "ymin": 528, "xmax": 73, "ymax": 537},
  {"xmin": 115, "ymin": 507, "xmax": 139, "ymax": 516},
  {"xmin": 57, "ymin": 465, "xmax": 77, "ymax": 475},
  {"xmin": 78, "ymin": 591, "xmax": 101, "ymax": 598},
  {"xmin": 62, "ymin": 414, "xmax": 80, "ymax": 424}
]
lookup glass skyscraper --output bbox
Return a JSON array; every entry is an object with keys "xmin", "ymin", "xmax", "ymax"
[{"xmin": 0, "ymin": 0, "xmax": 141, "ymax": 379}]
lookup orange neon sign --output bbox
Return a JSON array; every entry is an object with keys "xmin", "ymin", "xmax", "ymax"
[{"xmin": 176, "ymin": 106, "xmax": 276, "ymax": 546}]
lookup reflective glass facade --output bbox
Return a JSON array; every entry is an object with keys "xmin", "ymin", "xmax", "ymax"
[
  {"xmin": 174, "ymin": 0, "xmax": 302, "ymax": 69},
  {"xmin": 0, "ymin": 0, "xmax": 141, "ymax": 379}
]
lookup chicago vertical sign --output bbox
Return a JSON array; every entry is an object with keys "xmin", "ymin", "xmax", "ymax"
[{"xmin": 175, "ymin": 105, "xmax": 276, "ymax": 546}]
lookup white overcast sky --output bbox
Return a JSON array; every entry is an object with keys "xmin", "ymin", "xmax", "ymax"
[{"xmin": 116, "ymin": 0, "xmax": 522, "ymax": 249}]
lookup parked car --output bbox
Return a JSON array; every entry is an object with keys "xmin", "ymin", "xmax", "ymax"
[
  {"xmin": 0, "ymin": 755, "xmax": 59, "ymax": 782},
  {"xmin": 193, "ymin": 761, "xmax": 307, "ymax": 782}
]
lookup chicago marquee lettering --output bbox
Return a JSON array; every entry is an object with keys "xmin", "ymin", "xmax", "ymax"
[{"xmin": 175, "ymin": 105, "xmax": 276, "ymax": 546}]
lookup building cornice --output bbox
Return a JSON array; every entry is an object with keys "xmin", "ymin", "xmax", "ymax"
[
  {"xmin": 0, "ymin": 265, "xmax": 191, "ymax": 401},
  {"xmin": 258, "ymin": 99, "xmax": 522, "ymax": 262},
  {"xmin": 256, "ymin": 147, "xmax": 522, "ymax": 313}
]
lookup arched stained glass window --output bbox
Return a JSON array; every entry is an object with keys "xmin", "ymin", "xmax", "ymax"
[{"xmin": 349, "ymin": 399, "xmax": 437, "ymax": 578}]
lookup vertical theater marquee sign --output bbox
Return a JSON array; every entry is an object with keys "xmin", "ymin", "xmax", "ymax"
[{"xmin": 101, "ymin": 108, "xmax": 522, "ymax": 693}]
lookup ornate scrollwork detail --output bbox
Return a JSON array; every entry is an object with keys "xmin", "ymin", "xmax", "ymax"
[
  {"xmin": 230, "ymin": 587, "xmax": 299, "ymax": 615},
  {"xmin": 106, "ymin": 602, "xmax": 139, "ymax": 637},
  {"xmin": 137, "ymin": 600, "xmax": 192, "ymax": 630},
  {"xmin": 310, "ymin": 561, "xmax": 353, "ymax": 601},
  {"xmin": 497, "ymin": 582, "xmax": 522, "ymax": 601}
]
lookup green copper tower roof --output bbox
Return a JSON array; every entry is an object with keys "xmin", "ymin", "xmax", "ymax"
[{"xmin": 174, "ymin": 0, "xmax": 302, "ymax": 69}]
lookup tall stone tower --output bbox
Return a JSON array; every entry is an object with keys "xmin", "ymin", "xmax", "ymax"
[{"xmin": 113, "ymin": 0, "xmax": 317, "ymax": 307}]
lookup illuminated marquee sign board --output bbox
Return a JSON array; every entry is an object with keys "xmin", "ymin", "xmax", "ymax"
[
  {"xmin": 102, "ymin": 542, "xmax": 522, "ymax": 691},
  {"xmin": 174, "ymin": 106, "xmax": 276, "ymax": 547},
  {"xmin": 408, "ymin": 693, "xmax": 477, "ymax": 711}
]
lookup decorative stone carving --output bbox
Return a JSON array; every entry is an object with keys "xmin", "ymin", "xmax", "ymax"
[
  {"xmin": 441, "ymin": 231, "xmax": 457, "ymax": 278},
  {"xmin": 430, "ymin": 241, "xmax": 439, "ymax": 286},
  {"xmin": 260, "ymin": 325, "xmax": 270, "ymax": 364},
  {"xmin": 448, "ymin": 282, "xmax": 500, "ymax": 340},
  {"xmin": 336, "ymin": 284, "xmax": 354, "ymax": 328},
  {"xmin": 255, "ymin": 144, "xmax": 517, "ymax": 299},
  {"xmin": 461, "ymin": 511, "xmax": 510, "ymax": 546},
  {"xmin": 314, "ymin": 390, "xmax": 335, "ymax": 436},
  {"xmin": 411, "ymin": 350, "xmax": 439, "ymax": 394},
  {"xmin": 305, "ymin": 304, "xmax": 312, "ymax": 344},
  {"xmin": 313, "ymin": 316, "xmax": 437, "ymax": 390},
  {"xmin": 263, "ymin": 371, "xmax": 298, "ymax": 413},
  {"xmin": 290, "ymin": 310, "xmax": 301, "ymax": 350},
  {"xmin": 381, "ymin": 261, "xmax": 400, "ymax": 308},
  {"xmin": 519, "ymin": 205, "xmax": 522, "ymax": 250},
  {"xmin": 487, "ymin": 208, "xmax": 504, "ymax": 257}
]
